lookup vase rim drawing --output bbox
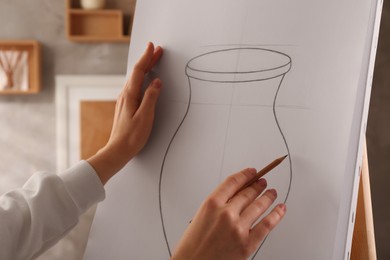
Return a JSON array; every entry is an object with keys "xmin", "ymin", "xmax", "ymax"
[{"xmin": 185, "ymin": 48, "xmax": 291, "ymax": 83}]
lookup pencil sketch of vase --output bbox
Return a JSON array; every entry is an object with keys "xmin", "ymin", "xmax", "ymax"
[{"xmin": 159, "ymin": 48, "xmax": 292, "ymax": 258}]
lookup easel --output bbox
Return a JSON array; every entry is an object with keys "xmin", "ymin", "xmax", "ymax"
[{"xmin": 351, "ymin": 141, "xmax": 377, "ymax": 259}]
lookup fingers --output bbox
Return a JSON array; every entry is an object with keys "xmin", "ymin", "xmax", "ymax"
[
  {"xmin": 241, "ymin": 189, "xmax": 278, "ymax": 228},
  {"xmin": 136, "ymin": 78, "xmax": 162, "ymax": 119},
  {"xmin": 125, "ymin": 42, "xmax": 163, "ymax": 114},
  {"xmin": 211, "ymin": 168, "xmax": 257, "ymax": 204},
  {"xmin": 146, "ymin": 46, "xmax": 163, "ymax": 73},
  {"xmin": 228, "ymin": 178, "xmax": 267, "ymax": 213},
  {"xmin": 248, "ymin": 204, "xmax": 286, "ymax": 249},
  {"xmin": 127, "ymin": 42, "xmax": 154, "ymax": 91}
]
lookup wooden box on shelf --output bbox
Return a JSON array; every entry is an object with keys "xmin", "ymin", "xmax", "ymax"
[
  {"xmin": 0, "ymin": 40, "xmax": 41, "ymax": 95},
  {"xmin": 66, "ymin": 0, "xmax": 130, "ymax": 43}
]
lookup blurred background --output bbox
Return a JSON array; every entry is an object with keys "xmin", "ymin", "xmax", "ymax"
[
  {"xmin": 367, "ymin": 1, "xmax": 390, "ymax": 259},
  {"xmin": 0, "ymin": 1, "xmax": 133, "ymax": 259},
  {"xmin": 0, "ymin": 0, "xmax": 388, "ymax": 259}
]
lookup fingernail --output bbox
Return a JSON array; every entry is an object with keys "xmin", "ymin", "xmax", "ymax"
[
  {"xmin": 256, "ymin": 178, "xmax": 267, "ymax": 187},
  {"xmin": 153, "ymin": 79, "xmax": 162, "ymax": 89},
  {"xmin": 269, "ymin": 189, "xmax": 277, "ymax": 197},
  {"xmin": 246, "ymin": 168, "xmax": 257, "ymax": 176},
  {"xmin": 279, "ymin": 204, "xmax": 287, "ymax": 212}
]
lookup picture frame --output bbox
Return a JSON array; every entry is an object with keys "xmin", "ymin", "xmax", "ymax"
[
  {"xmin": 0, "ymin": 40, "xmax": 41, "ymax": 94},
  {"xmin": 55, "ymin": 75, "xmax": 124, "ymax": 171}
]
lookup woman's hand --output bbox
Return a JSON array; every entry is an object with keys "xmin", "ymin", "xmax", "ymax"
[
  {"xmin": 88, "ymin": 42, "xmax": 163, "ymax": 184},
  {"xmin": 172, "ymin": 168, "xmax": 287, "ymax": 260}
]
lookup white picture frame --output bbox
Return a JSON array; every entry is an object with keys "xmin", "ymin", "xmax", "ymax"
[{"xmin": 55, "ymin": 75, "xmax": 125, "ymax": 172}]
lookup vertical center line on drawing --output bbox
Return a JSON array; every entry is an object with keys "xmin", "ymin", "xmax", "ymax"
[
  {"xmin": 217, "ymin": 49, "xmax": 242, "ymax": 184},
  {"xmin": 217, "ymin": 2, "xmax": 250, "ymax": 183}
]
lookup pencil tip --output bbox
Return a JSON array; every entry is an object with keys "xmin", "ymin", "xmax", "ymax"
[{"xmin": 282, "ymin": 154, "xmax": 288, "ymax": 159}]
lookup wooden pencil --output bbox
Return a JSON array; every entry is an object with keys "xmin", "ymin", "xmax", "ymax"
[{"xmin": 237, "ymin": 154, "xmax": 288, "ymax": 193}]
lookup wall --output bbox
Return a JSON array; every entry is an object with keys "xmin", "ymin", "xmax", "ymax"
[
  {"xmin": 0, "ymin": 2, "xmax": 131, "ymax": 258},
  {"xmin": 0, "ymin": 0, "xmax": 130, "ymax": 191}
]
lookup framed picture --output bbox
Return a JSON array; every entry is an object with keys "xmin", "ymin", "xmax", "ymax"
[
  {"xmin": 0, "ymin": 40, "xmax": 40, "ymax": 94},
  {"xmin": 55, "ymin": 75, "xmax": 125, "ymax": 171}
]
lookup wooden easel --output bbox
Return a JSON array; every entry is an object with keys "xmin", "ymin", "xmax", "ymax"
[{"xmin": 351, "ymin": 141, "xmax": 377, "ymax": 259}]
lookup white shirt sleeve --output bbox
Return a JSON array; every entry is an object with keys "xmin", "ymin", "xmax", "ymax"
[{"xmin": 0, "ymin": 161, "xmax": 105, "ymax": 260}]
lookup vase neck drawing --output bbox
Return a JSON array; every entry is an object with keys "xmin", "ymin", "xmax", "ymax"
[{"xmin": 185, "ymin": 48, "xmax": 291, "ymax": 106}]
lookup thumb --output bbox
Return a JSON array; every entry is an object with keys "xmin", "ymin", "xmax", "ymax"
[{"xmin": 138, "ymin": 78, "xmax": 162, "ymax": 118}]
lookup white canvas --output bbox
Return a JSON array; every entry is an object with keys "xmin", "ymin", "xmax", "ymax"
[{"xmin": 84, "ymin": 1, "xmax": 383, "ymax": 259}]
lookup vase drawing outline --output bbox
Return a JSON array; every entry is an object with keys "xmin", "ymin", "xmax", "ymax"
[{"xmin": 159, "ymin": 47, "xmax": 292, "ymax": 259}]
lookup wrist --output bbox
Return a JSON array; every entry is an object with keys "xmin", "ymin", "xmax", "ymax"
[{"xmin": 87, "ymin": 146, "xmax": 133, "ymax": 185}]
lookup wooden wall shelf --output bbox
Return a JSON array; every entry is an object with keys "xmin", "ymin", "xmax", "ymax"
[
  {"xmin": 0, "ymin": 40, "xmax": 41, "ymax": 95},
  {"xmin": 66, "ymin": 0, "xmax": 130, "ymax": 43}
]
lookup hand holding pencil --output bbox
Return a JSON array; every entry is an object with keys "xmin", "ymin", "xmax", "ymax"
[{"xmin": 172, "ymin": 155, "xmax": 288, "ymax": 260}]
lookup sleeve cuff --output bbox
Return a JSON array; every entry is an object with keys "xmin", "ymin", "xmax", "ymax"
[{"xmin": 59, "ymin": 160, "xmax": 106, "ymax": 215}]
